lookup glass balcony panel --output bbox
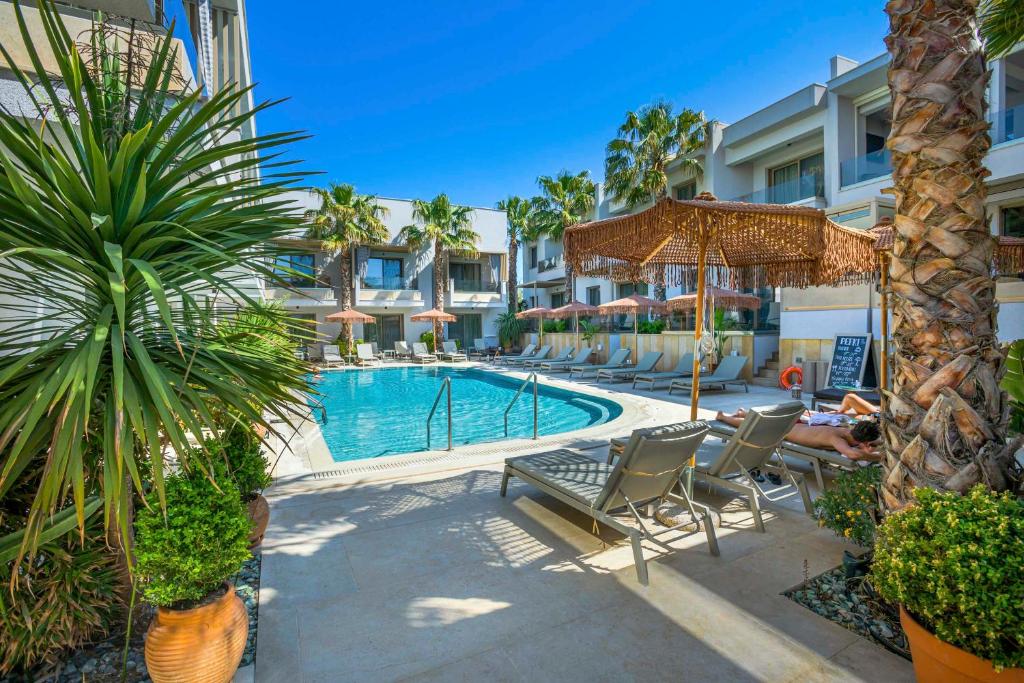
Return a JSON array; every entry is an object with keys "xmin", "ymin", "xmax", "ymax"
[
  {"xmin": 361, "ymin": 276, "xmax": 406, "ymax": 290},
  {"xmin": 839, "ymin": 148, "xmax": 893, "ymax": 186},
  {"xmin": 991, "ymin": 104, "xmax": 1023, "ymax": 145},
  {"xmin": 731, "ymin": 174, "xmax": 824, "ymax": 204},
  {"xmin": 453, "ymin": 279, "xmax": 499, "ymax": 293}
]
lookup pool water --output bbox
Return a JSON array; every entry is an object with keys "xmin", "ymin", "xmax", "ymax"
[{"xmin": 313, "ymin": 366, "xmax": 622, "ymax": 461}]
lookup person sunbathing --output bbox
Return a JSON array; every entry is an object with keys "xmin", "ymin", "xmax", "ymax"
[
  {"xmin": 715, "ymin": 408, "xmax": 882, "ymax": 462},
  {"xmin": 832, "ymin": 393, "xmax": 879, "ymax": 417}
]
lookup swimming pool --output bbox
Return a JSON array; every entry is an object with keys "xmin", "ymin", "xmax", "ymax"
[{"xmin": 313, "ymin": 366, "xmax": 622, "ymax": 461}]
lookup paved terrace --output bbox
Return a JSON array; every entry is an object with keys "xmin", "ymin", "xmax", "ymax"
[{"xmin": 255, "ymin": 366, "xmax": 913, "ymax": 682}]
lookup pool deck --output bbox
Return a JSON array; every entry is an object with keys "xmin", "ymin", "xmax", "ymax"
[{"xmin": 255, "ymin": 363, "xmax": 913, "ymax": 682}]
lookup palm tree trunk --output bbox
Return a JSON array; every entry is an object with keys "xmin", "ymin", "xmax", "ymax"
[
  {"xmin": 654, "ymin": 265, "xmax": 667, "ymax": 301},
  {"xmin": 881, "ymin": 0, "xmax": 1014, "ymax": 511},
  {"xmin": 339, "ymin": 246, "xmax": 353, "ymax": 349},
  {"xmin": 507, "ymin": 237, "xmax": 518, "ymax": 314},
  {"xmin": 434, "ymin": 238, "xmax": 446, "ymax": 343}
]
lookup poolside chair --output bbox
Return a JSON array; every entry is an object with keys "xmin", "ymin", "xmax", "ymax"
[
  {"xmin": 500, "ymin": 422, "xmax": 720, "ymax": 585},
  {"xmin": 411, "ymin": 342, "xmax": 438, "ymax": 364},
  {"xmin": 505, "ymin": 345, "xmax": 550, "ymax": 367},
  {"xmin": 322, "ymin": 344, "xmax": 344, "ymax": 367},
  {"xmin": 440, "ymin": 340, "xmax": 468, "ymax": 362},
  {"xmin": 668, "ymin": 355, "xmax": 749, "ymax": 394},
  {"xmin": 469, "ymin": 338, "xmax": 488, "ymax": 361},
  {"xmin": 495, "ymin": 343, "xmax": 536, "ymax": 366},
  {"xmin": 394, "ymin": 341, "xmax": 412, "ymax": 359},
  {"xmin": 568, "ymin": 348, "xmax": 631, "ymax": 379},
  {"xmin": 539, "ymin": 346, "xmax": 592, "ymax": 372},
  {"xmin": 355, "ymin": 343, "xmax": 381, "ymax": 366},
  {"xmin": 632, "ymin": 353, "xmax": 696, "ymax": 390},
  {"xmin": 524, "ymin": 345, "xmax": 572, "ymax": 369},
  {"xmin": 685, "ymin": 402, "xmax": 811, "ymax": 532},
  {"xmin": 596, "ymin": 351, "xmax": 662, "ymax": 384}
]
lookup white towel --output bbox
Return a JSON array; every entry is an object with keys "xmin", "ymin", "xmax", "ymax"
[{"xmin": 808, "ymin": 413, "xmax": 850, "ymax": 427}]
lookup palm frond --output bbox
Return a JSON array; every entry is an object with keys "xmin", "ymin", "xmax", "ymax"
[{"xmin": 980, "ymin": 0, "xmax": 1024, "ymax": 57}]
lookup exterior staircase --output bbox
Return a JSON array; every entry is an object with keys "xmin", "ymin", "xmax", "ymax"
[{"xmin": 751, "ymin": 350, "xmax": 782, "ymax": 388}]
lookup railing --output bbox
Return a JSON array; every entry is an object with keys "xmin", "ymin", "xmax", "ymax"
[
  {"xmin": 839, "ymin": 148, "xmax": 892, "ymax": 186},
  {"xmin": 361, "ymin": 276, "xmax": 414, "ymax": 290},
  {"xmin": 538, "ymin": 254, "xmax": 564, "ymax": 272},
  {"xmin": 503, "ymin": 373, "xmax": 539, "ymax": 440},
  {"xmin": 730, "ymin": 174, "xmax": 823, "ymax": 205},
  {"xmin": 426, "ymin": 376, "xmax": 453, "ymax": 451},
  {"xmin": 990, "ymin": 104, "xmax": 1022, "ymax": 146},
  {"xmin": 452, "ymin": 279, "xmax": 500, "ymax": 293}
]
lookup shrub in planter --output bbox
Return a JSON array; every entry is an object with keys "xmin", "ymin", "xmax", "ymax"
[
  {"xmin": 419, "ymin": 331, "xmax": 435, "ymax": 350},
  {"xmin": 871, "ymin": 486, "xmax": 1024, "ymax": 673},
  {"xmin": 220, "ymin": 425, "xmax": 273, "ymax": 546},
  {"xmin": 637, "ymin": 319, "xmax": 666, "ymax": 335},
  {"xmin": 813, "ymin": 466, "xmax": 881, "ymax": 547},
  {"xmin": 134, "ymin": 467, "xmax": 251, "ymax": 682}
]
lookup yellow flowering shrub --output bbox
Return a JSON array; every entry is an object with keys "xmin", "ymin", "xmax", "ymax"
[{"xmin": 813, "ymin": 466, "xmax": 880, "ymax": 547}]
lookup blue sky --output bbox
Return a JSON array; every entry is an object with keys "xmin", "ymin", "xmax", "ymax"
[{"xmin": 248, "ymin": 1, "xmax": 889, "ymax": 209}]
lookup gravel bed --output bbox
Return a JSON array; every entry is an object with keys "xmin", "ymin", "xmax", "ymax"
[
  {"xmin": 784, "ymin": 561, "xmax": 909, "ymax": 660},
  {"xmin": 6, "ymin": 551, "xmax": 261, "ymax": 683}
]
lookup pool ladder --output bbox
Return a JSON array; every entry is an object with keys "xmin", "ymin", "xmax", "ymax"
[
  {"xmin": 427, "ymin": 377, "xmax": 453, "ymax": 451},
  {"xmin": 503, "ymin": 373, "xmax": 539, "ymax": 440},
  {"xmin": 425, "ymin": 373, "xmax": 540, "ymax": 451}
]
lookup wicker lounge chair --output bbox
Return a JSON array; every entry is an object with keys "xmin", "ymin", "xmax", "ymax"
[
  {"xmin": 668, "ymin": 355, "xmax": 749, "ymax": 394},
  {"xmin": 568, "ymin": 348, "xmax": 631, "ymax": 378},
  {"xmin": 440, "ymin": 340, "xmax": 468, "ymax": 362},
  {"xmin": 500, "ymin": 422, "xmax": 720, "ymax": 585},
  {"xmin": 632, "ymin": 353, "xmax": 696, "ymax": 390},
  {"xmin": 539, "ymin": 346, "xmax": 592, "ymax": 372},
  {"xmin": 506, "ymin": 345, "xmax": 550, "ymax": 367},
  {"xmin": 411, "ymin": 342, "xmax": 438, "ymax": 364},
  {"xmin": 596, "ymin": 351, "xmax": 662, "ymax": 383},
  {"xmin": 495, "ymin": 343, "xmax": 536, "ymax": 366},
  {"xmin": 322, "ymin": 344, "xmax": 344, "ymax": 367},
  {"xmin": 524, "ymin": 345, "xmax": 572, "ymax": 369}
]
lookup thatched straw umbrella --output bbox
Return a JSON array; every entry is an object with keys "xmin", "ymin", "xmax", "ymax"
[
  {"xmin": 516, "ymin": 306, "xmax": 553, "ymax": 346},
  {"xmin": 565, "ymin": 192, "xmax": 877, "ymax": 421},
  {"xmin": 326, "ymin": 307, "xmax": 376, "ymax": 354},
  {"xmin": 410, "ymin": 308, "xmax": 457, "ymax": 352},
  {"xmin": 597, "ymin": 294, "xmax": 667, "ymax": 358},
  {"xmin": 548, "ymin": 300, "xmax": 599, "ymax": 350}
]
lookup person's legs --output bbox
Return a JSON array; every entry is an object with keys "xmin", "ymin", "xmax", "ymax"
[
  {"xmin": 714, "ymin": 411, "xmax": 745, "ymax": 427},
  {"xmin": 839, "ymin": 393, "xmax": 879, "ymax": 416}
]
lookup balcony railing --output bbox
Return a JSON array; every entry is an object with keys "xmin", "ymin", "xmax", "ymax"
[
  {"xmin": 361, "ymin": 276, "xmax": 416, "ymax": 290},
  {"xmin": 990, "ymin": 104, "xmax": 1022, "ymax": 146},
  {"xmin": 452, "ymin": 279, "xmax": 500, "ymax": 293},
  {"xmin": 538, "ymin": 254, "xmax": 563, "ymax": 272},
  {"xmin": 840, "ymin": 148, "xmax": 892, "ymax": 187},
  {"xmin": 731, "ymin": 174, "xmax": 824, "ymax": 205}
]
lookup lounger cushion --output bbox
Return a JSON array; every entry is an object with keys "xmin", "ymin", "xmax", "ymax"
[{"xmin": 506, "ymin": 450, "xmax": 610, "ymax": 506}]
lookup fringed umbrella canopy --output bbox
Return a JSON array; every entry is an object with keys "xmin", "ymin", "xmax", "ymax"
[
  {"xmin": 870, "ymin": 221, "xmax": 1024, "ymax": 275},
  {"xmin": 515, "ymin": 306, "xmax": 553, "ymax": 320},
  {"xmin": 325, "ymin": 308, "xmax": 376, "ymax": 323},
  {"xmin": 666, "ymin": 288, "xmax": 760, "ymax": 312},
  {"xmin": 596, "ymin": 294, "xmax": 667, "ymax": 315},
  {"xmin": 548, "ymin": 301, "xmax": 599, "ymax": 351},
  {"xmin": 410, "ymin": 308, "xmax": 457, "ymax": 322}
]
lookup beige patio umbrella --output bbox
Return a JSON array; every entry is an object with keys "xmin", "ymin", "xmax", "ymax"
[
  {"xmin": 325, "ymin": 307, "xmax": 376, "ymax": 353},
  {"xmin": 565, "ymin": 192, "xmax": 877, "ymax": 422},
  {"xmin": 667, "ymin": 287, "xmax": 761, "ymax": 356},
  {"xmin": 410, "ymin": 308, "xmax": 457, "ymax": 353},
  {"xmin": 516, "ymin": 306, "xmax": 552, "ymax": 347},
  {"xmin": 548, "ymin": 300, "xmax": 600, "ymax": 350},
  {"xmin": 597, "ymin": 294, "xmax": 667, "ymax": 359}
]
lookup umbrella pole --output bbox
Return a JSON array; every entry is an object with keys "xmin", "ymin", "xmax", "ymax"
[
  {"xmin": 633, "ymin": 315, "xmax": 638, "ymax": 361},
  {"xmin": 575, "ymin": 311, "xmax": 579, "ymax": 351},
  {"xmin": 690, "ymin": 244, "xmax": 707, "ymax": 423},
  {"xmin": 879, "ymin": 253, "xmax": 889, "ymax": 394}
]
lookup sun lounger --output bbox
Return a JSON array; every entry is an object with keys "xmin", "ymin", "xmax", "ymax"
[
  {"xmin": 684, "ymin": 402, "xmax": 810, "ymax": 532},
  {"xmin": 506, "ymin": 345, "xmax": 550, "ymax": 367},
  {"xmin": 469, "ymin": 338, "xmax": 488, "ymax": 360},
  {"xmin": 539, "ymin": 346, "xmax": 592, "ymax": 372},
  {"xmin": 569, "ymin": 348, "xmax": 631, "ymax": 378},
  {"xmin": 322, "ymin": 344, "xmax": 344, "ymax": 367},
  {"xmin": 495, "ymin": 343, "xmax": 536, "ymax": 366},
  {"xmin": 411, "ymin": 342, "xmax": 438, "ymax": 363},
  {"xmin": 668, "ymin": 355, "xmax": 748, "ymax": 394},
  {"xmin": 500, "ymin": 422, "xmax": 719, "ymax": 585},
  {"xmin": 394, "ymin": 341, "xmax": 412, "ymax": 359},
  {"xmin": 632, "ymin": 353, "xmax": 696, "ymax": 390},
  {"xmin": 355, "ymin": 343, "xmax": 381, "ymax": 366},
  {"xmin": 440, "ymin": 340, "xmax": 468, "ymax": 362},
  {"xmin": 525, "ymin": 345, "xmax": 572, "ymax": 369},
  {"xmin": 596, "ymin": 351, "xmax": 662, "ymax": 383}
]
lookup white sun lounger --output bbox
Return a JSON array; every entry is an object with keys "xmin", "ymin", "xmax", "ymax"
[
  {"xmin": 322, "ymin": 344, "xmax": 344, "ymax": 367},
  {"xmin": 411, "ymin": 342, "xmax": 438, "ymax": 363},
  {"xmin": 495, "ymin": 343, "xmax": 536, "ymax": 366},
  {"xmin": 440, "ymin": 340, "xmax": 468, "ymax": 362}
]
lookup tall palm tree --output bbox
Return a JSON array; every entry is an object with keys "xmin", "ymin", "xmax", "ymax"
[
  {"xmin": 305, "ymin": 183, "xmax": 389, "ymax": 344},
  {"xmin": 605, "ymin": 102, "xmax": 708, "ymax": 300},
  {"xmin": 496, "ymin": 196, "xmax": 539, "ymax": 314},
  {"xmin": 533, "ymin": 171, "xmax": 596, "ymax": 298},
  {"xmin": 399, "ymin": 194, "xmax": 480, "ymax": 341},
  {"xmin": 980, "ymin": 0, "xmax": 1024, "ymax": 57},
  {"xmin": 880, "ymin": 0, "xmax": 1019, "ymax": 510}
]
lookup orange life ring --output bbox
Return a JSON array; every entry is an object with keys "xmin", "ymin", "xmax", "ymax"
[{"xmin": 779, "ymin": 366, "xmax": 803, "ymax": 390}]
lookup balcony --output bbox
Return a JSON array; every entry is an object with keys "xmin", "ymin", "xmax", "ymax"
[
  {"xmin": 263, "ymin": 283, "xmax": 337, "ymax": 306},
  {"xmin": 731, "ymin": 174, "xmax": 824, "ymax": 205},
  {"xmin": 447, "ymin": 280, "xmax": 504, "ymax": 308},
  {"xmin": 538, "ymin": 254, "xmax": 564, "ymax": 273},
  {"xmin": 991, "ymin": 104, "xmax": 1023, "ymax": 146},
  {"xmin": 357, "ymin": 276, "xmax": 423, "ymax": 307},
  {"xmin": 840, "ymin": 148, "xmax": 892, "ymax": 187}
]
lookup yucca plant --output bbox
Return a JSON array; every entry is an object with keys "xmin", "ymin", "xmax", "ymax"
[{"xmin": 0, "ymin": 2, "xmax": 312, "ymax": 565}]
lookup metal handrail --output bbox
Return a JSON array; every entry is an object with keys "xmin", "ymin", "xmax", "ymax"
[
  {"xmin": 503, "ymin": 373, "xmax": 539, "ymax": 439},
  {"xmin": 426, "ymin": 376, "xmax": 453, "ymax": 451}
]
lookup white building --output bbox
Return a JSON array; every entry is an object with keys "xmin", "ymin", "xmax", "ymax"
[
  {"xmin": 522, "ymin": 47, "xmax": 1024, "ymax": 379},
  {"xmin": 270, "ymin": 192, "xmax": 510, "ymax": 354}
]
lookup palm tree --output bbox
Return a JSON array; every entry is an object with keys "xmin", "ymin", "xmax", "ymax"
[
  {"xmin": 533, "ymin": 171, "xmax": 596, "ymax": 297},
  {"xmin": 399, "ymin": 194, "xmax": 480, "ymax": 341},
  {"xmin": 496, "ymin": 196, "xmax": 539, "ymax": 314},
  {"xmin": 980, "ymin": 0, "xmax": 1024, "ymax": 57},
  {"xmin": 605, "ymin": 102, "xmax": 708, "ymax": 299},
  {"xmin": 305, "ymin": 183, "xmax": 389, "ymax": 344},
  {"xmin": 881, "ymin": 0, "xmax": 1020, "ymax": 510}
]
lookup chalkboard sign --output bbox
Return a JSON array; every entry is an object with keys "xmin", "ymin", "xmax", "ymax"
[{"xmin": 826, "ymin": 334, "xmax": 874, "ymax": 390}]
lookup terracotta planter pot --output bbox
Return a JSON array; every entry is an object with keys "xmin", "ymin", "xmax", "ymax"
[
  {"xmin": 247, "ymin": 494, "xmax": 270, "ymax": 548},
  {"xmin": 145, "ymin": 583, "xmax": 248, "ymax": 683},
  {"xmin": 900, "ymin": 607, "xmax": 1024, "ymax": 682}
]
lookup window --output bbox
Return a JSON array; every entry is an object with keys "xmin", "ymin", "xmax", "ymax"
[
  {"xmin": 768, "ymin": 152, "xmax": 824, "ymax": 204},
  {"xmin": 550, "ymin": 292, "xmax": 565, "ymax": 309},
  {"xmin": 1003, "ymin": 206, "xmax": 1024, "ymax": 238},
  {"xmin": 618, "ymin": 282, "xmax": 649, "ymax": 297},
  {"xmin": 529, "ymin": 246, "xmax": 538, "ymax": 269},
  {"xmin": 363, "ymin": 257, "xmax": 403, "ymax": 290},
  {"xmin": 450, "ymin": 262, "xmax": 484, "ymax": 291},
  {"xmin": 674, "ymin": 181, "xmax": 697, "ymax": 201},
  {"xmin": 273, "ymin": 253, "xmax": 316, "ymax": 287},
  {"xmin": 586, "ymin": 286, "xmax": 601, "ymax": 307}
]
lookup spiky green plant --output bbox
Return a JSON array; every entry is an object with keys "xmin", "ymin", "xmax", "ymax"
[
  {"xmin": 980, "ymin": 0, "xmax": 1024, "ymax": 57},
  {"xmin": 0, "ymin": 1, "xmax": 311, "ymax": 563},
  {"xmin": 532, "ymin": 171, "xmax": 596, "ymax": 297},
  {"xmin": 496, "ymin": 196, "xmax": 540, "ymax": 315}
]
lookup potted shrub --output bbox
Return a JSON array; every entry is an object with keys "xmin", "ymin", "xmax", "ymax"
[
  {"xmin": 134, "ymin": 467, "xmax": 252, "ymax": 683},
  {"xmin": 812, "ymin": 466, "xmax": 880, "ymax": 577},
  {"xmin": 871, "ymin": 486, "xmax": 1024, "ymax": 681},
  {"xmin": 222, "ymin": 426, "xmax": 274, "ymax": 547}
]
